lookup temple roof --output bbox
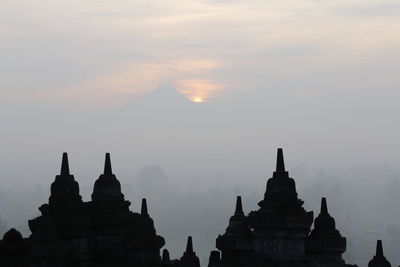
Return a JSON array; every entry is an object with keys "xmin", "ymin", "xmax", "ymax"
[
  {"xmin": 306, "ymin": 197, "xmax": 346, "ymax": 256},
  {"xmin": 309, "ymin": 197, "xmax": 340, "ymax": 237},
  {"xmin": 0, "ymin": 228, "xmax": 29, "ymax": 258},
  {"xmin": 180, "ymin": 236, "xmax": 200, "ymax": 267},
  {"xmin": 225, "ymin": 196, "xmax": 251, "ymax": 234},
  {"xmin": 3, "ymin": 229, "xmax": 23, "ymax": 243},
  {"xmin": 92, "ymin": 153, "xmax": 124, "ymax": 201},
  {"xmin": 49, "ymin": 153, "xmax": 82, "ymax": 207},
  {"xmin": 368, "ymin": 240, "xmax": 391, "ymax": 267},
  {"xmin": 247, "ymin": 149, "xmax": 313, "ymax": 231},
  {"xmin": 258, "ymin": 148, "xmax": 302, "ymax": 210},
  {"xmin": 134, "ymin": 198, "xmax": 157, "ymax": 235}
]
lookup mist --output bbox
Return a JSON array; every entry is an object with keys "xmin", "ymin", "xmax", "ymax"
[
  {"xmin": 1, "ymin": 88, "xmax": 400, "ymax": 265},
  {"xmin": 1, "ymin": 0, "xmax": 400, "ymax": 266}
]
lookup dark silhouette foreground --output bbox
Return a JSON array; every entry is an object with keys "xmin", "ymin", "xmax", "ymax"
[{"xmin": 0, "ymin": 150, "xmax": 389, "ymax": 267}]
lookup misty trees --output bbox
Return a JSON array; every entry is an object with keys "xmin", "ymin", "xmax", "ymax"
[{"xmin": 135, "ymin": 165, "xmax": 171, "ymax": 199}]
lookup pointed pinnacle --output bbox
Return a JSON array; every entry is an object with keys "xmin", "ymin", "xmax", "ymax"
[
  {"xmin": 321, "ymin": 197, "xmax": 328, "ymax": 215},
  {"xmin": 104, "ymin": 153, "xmax": 112, "ymax": 175},
  {"xmin": 61, "ymin": 153, "xmax": 70, "ymax": 175},
  {"xmin": 209, "ymin": 251, "xmax": 221, "ymax": 264},
  {"xmin": 162, "ymin": 249, "xmax": 170, "ymax": 263},
  {"xmin": 276, "ymin": 148, "xmax": 285, "ymax": 172},
  {"xmin": 235, "ymin": 196, "xmax": 244, "ymax": 215},
  {"xmin": 376, "ymin": 240, "xmax": 384, "ymax": 258},
  {"xmin": 186, "ymin": 236, "xmax": 193, "ymax": 253},
  {"xmin": 141, "ymin": 198, "xmax": 148, "ymax": 216}
]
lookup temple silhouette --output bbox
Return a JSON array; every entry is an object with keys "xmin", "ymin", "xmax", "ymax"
[{"xmin": 0, "ymin": 149, "xmax": 392, "ymax": 267}]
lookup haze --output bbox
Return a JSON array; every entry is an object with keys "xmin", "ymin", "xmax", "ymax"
[{"xmin": 1, "ymin": 0, "xmax": 400, "ymax": 266}]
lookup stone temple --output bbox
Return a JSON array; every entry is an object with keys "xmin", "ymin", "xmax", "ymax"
[{"xmin": 0, "ymin": 149, "xmax": 392, "ymax": 266}]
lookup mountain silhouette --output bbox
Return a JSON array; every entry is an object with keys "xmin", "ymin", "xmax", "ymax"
[
  {"xmin": 114, "ymin": 83, "xmax": 209, "ymax": 127},
  {"xmin": 123, "ymin": 83, "xmax": 192, "ymax": 110}
]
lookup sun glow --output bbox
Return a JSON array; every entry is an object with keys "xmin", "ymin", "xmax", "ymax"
[
  {"xmin": 193, "ymin": 96, "xmax": 204, "ymax": 103},
  {"xmin": 176, "ymin": 79, "xmax": 222, "ymax": 103}
]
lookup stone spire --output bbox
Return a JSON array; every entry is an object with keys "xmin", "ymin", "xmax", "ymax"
[
  {"xmin": 162, "ymin": 249, "xmax": 171, "ymax": 264},
  {"xmin": 104, "ymin": 152, "xmax": 112, "ymax": 175},
  {"xmin": 321, "ymin": 197, "xmax": 328, "ymax": 215},
  {"xmin": 368, "ymin": 240, "xmax": 391, "ymax": 267},
  {"xmin": 312, "ymin": 197, "xmax": 336, "ymax": 231},
  {"xmin": 224, "ymin": 196, "xmax": 251, "ymax": 234},
  {"xmin": 216, "ymin": 196, "xmax": 253, "ymax": 266},
  {"xmin": 141, "ymin": 198, "xmax": 149, "ymax": 217},
  {"xmin": 134, "ymin": 198, "xmax": 159, "ymax": 236},
  {"xmin": 92, "ymin": 153, "xmax": 124, "ymax": 201},
  {"xmin": 247, "ymin": 149, "xmax": 313, "ymax": 263},
  {"xmin": 376, "ymin": 240, "xmax": 383, "ymax": 258},
  {"xmin": 235, "ymin": 196, "xmax": 244, "ymax": 216},
  {"xmin": 20, "ymin": 152, "xmax": 169, "ymax": 267},
  {"xmin": 306, "ymin": 197, "xmax": 346, "ymax": 263},
  {"xmin": 208, "ymin": 251, "xmax": 221, "ymax": 267},
  {"xmin": 311, "ymin": 197, "xmax": 341, "ymax": 238},
  {"xmin": 49, "ymin": 153, "xmax": 82, "ymax": 208},
  {"xmin": 61, "ymin": 152, "xmax": 69, "ymax": 175},
  {"xmin": 273, "ymin": 148, "xmax": 289, "ymax": 178},
  {"xmin": 276, "ymin": 148, "xmax": 286, "ymax": 172},
  {"xmin": 255, "ymin": 148, "xmax": 304, "ymax": 211},
  {"xmin": 186, "ymin": 236, "xmax": 193, "ymax": 254},
  {"xmin": 180, "ymin": 236, "xmax": 200, "ymax": 267}
]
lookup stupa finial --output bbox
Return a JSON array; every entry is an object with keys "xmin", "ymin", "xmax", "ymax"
[
  {"xmin": 186, "ymin": 236, "xmax": 194, "ymax": 253},
  {"xmin": 141, "ymin": 198, "xmax": 148, "ymax": 216},
  {"xmin": 376, "ymin": 240, "xmax": 384, "ymax": 258},
  {"xmin": 104, "ymin": 153, "xmax": 112, "ymax": 175},
  {"xmin": 276, "ymin": 148, "xmax": 285, "ymax": 172},
  {"xmin": 61, "ymin": 152, "xmax": 70, "ymax": 175},
  {"xmin": 235, "ymin": 196, "xmax": 244, "ymax": 215},
  {"xmin": 321, "ymin": 197, "xmax": 328, "ymax": 215}
]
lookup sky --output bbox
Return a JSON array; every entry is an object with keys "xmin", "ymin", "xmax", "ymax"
[
  {"xmin": 1, "ymin": 0, "xmax": 399, "ymax": 103},
  {"xmin": 1, "ymin": 0, "xmax": 400, "ymax": 168},
  {"xmin": 1, "ymin": 0, "xmax": 400, "ymax": 264}
]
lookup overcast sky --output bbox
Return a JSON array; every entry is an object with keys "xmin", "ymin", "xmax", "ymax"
[{"xmin": 1, "ymin": 0, "xmax": 400, "ymax": 175}]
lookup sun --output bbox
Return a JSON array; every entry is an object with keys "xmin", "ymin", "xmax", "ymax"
[
  {"xmin": 176, "ymin": 78, "xmax": 223, "ymax": 103},
  {"xmin": 192, "ymin": 96, "xmax": 204, "ymax": 103}
]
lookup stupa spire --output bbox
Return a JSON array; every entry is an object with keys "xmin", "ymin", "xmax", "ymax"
[
  {"xmin": 368, "ymin": 240, "xmax": 391, "ymax": 267},
  {"xmin": 235, "ymin": 196, "xmax": 244, "ymax": 215},
  {"xmin": 180, "ymin": 236, "xmax": 200, "ymax": 267},
  {"xmin": 61, "ymin": 152, "xmax": 70, "ymax": 175},
  {"xmin": 141, "ymin": 198, "xmax": 149, "ymax": 216},
  {"xmin": 162, "ymin": 249, "xmax": 170, "ymax": 263},
  {"xmin": 209, "ymin": 251, "xmax": 221, "ymax": 266},
  {"xmin": 376, "ymin": 240, "xmax": 384, "ymax": 258},
  {"xmin": 104, "ymin": 153, "xmax": 112, "ymax": 175},
  {"xmin": 49, "ymin": 152, "xmax": 82, "ymax": 207},
  {"xmin": 186, "ymin": 236, "xmax": 194, "ymax": 253},
  {"xmin": 321, "ymin": 197, "xmax": 328, "ymax": 215},
  {"xmin": 91, "ymin": 153, "xmax": 124, "ymax": 202},
  {"xmin": 276, "ymin": 148, "xmax": 285, "ymax": 172}
]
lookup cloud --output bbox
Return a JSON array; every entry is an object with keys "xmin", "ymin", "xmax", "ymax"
[
  {"xmin": 46, "ymin": 58, "xmax": 224, "ymax": 106},
  {"xmin": 0, "ymin": 0, "xmax": 399, "ymax": 106},
  {"xmin": 175, "ymin": 78, "xmax": 224, "ymax": 103}
]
